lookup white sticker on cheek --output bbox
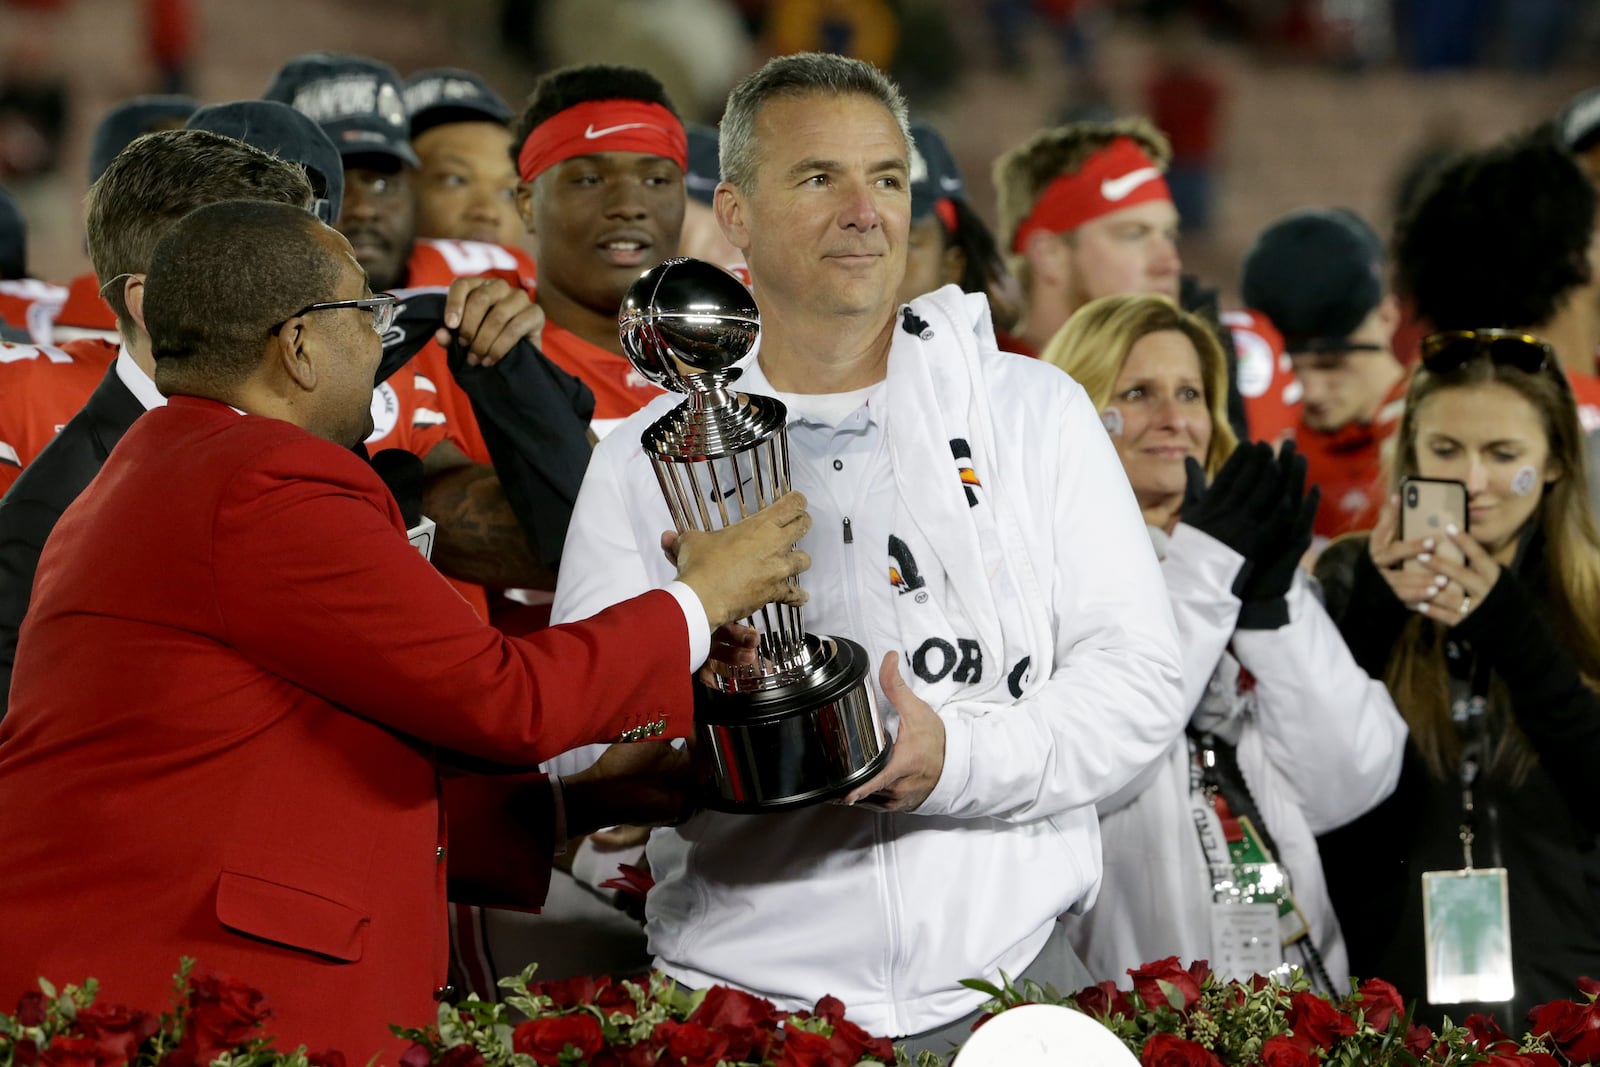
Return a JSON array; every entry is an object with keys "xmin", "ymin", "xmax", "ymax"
[
  {"xmin": 1101, "ymin": 406, "xmax": 1124, "ymax": 436},
  {"xmin": 1511, "ymin": 465, "xmax": 1539, "ymax": 496}
]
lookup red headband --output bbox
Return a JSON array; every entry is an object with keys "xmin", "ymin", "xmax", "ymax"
[
  {"xmin": 1010, "ymin": 137, "xmax": 1171, "ymax": 254},
  {"xmin": 517, "ymin": 99, "xmax": 688, "ymax": 182}
]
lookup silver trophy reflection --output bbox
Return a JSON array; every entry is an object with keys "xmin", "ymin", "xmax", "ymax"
[{"xmin": 619, "ymin": 258, "xmax": 891, "ymax": 812}]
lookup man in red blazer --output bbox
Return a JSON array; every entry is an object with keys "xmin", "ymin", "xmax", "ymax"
[{"xmin": 0, "ymin": 199, "xmax": 810, "ymax": 1061}]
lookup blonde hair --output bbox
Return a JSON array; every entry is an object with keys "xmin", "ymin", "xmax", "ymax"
[
  {"xmin": 1041, "ymin": 293, "xmax": 1237, "ymax": 476},
  {"xmin": 1384, "ymin": 357, "xmax": 1600, "ymax": 782}
]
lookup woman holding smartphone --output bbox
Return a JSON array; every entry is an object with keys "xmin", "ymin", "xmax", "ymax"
[
  {"xmin": 1316, "ymin": 329, "xmax": 1600, "ymax": 1026},
  {"xmin": 1042, "ymin": 294, "xmax": 1404, "ymax": 992}
]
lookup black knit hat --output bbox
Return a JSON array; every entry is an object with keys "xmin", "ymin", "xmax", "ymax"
[{"xmin": 1240, "ymin": 207, "xmax": 1385, "ymax": 354}]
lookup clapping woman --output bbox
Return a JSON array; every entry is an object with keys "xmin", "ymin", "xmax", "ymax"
[
  {"xmin": 1042, "ymin": 294, "xmax": 1405, "ymax": 991},
  {"xmin": 1315, "ymin": 329, "xmax": 1600, "ymax": 1026}
]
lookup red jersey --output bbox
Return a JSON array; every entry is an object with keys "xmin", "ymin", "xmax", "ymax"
[
  {"xmin": 1295, "ymin": 376, "xmax": 1408, "ymax": 541},
  {"xmin": 0, "ymin": 279, "xmax": 67, "ymax": 344},
  {"xmin": 1224, "ymin": 309, "xmax": 1300, "ymax": 446},
  {"xmin": 1568, "ymin": 368, "xmax": 1600, "ymax": 435},
  {"xmin": 50, "ymin": 272, "xmax": 119, "ymax": 341},
  {"xmin": 0, "ymin": 338, "xmax": 119, "ymax": 495},
  {"xmin": 366, "ymin": 239, "xmax": 536, "ymax": 619},
  {"xmin": 540, "ymin": 323, "xmax": 664, "ymax": 439}
]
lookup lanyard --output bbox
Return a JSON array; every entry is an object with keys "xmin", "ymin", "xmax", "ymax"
[{"xmin": 1451, "ymin": 654, "xmax": 1498, "ymax": 871}]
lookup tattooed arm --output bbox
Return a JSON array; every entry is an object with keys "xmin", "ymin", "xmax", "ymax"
[{"xmin": 422, "ymin": 440, "xmax": 558, "ymax": 590}]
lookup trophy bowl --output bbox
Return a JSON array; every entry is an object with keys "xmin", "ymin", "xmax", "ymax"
[{"xmin": 619, "ymin": 258, "xmax": 892, "ymax": 812}]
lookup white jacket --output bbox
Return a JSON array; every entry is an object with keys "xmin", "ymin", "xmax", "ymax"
[
  {"xmin": 549, "ymin": 290, "xmax": 1184, "ymax": 1035},
  {"xmin": 1064, "ymin": 523, "xmax": 1407, "ymax": 988}
]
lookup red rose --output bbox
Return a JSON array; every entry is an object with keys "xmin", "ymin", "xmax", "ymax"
[
  {"xmin": 1485, "ymin": 1055, "xmax": 1562, "ymax": 1067},
  {"xmin": 1139, "ymin": 1033, "xmax": 1223, "ymax": 1067},
  {"xmin": 16, "ymin": 991, "xmax": 47, "ymax": 1027},
  {"xmin": 1465, "ymin": 1013, "xmax": 1516, "ymax": 1052},
  {"xmin": 513, "ymin": 1015, "xmax": 605, "ymax": 1066},
  {"xmin": 653, "ymin": 1021, "xmax": 729, "ymax": 1067},
  {"xmin": 775, "ymin": 1027, "xmax": 850, "ymax": 1067},
  {"xmin": 592, "ymin": 1044, "xmax": 663, "ymax": 1067},
  {"xmin": 75, "ymin": 1003, "xmax": 159, "ymax": 1066},
  {"xmin": 37, "ymin": 1037, "xmax": 112, "ymax": 1067},
  {"xmin": 434, "ymin": 1045, "xmax": 486, "ymax": 1067},
  {"xmin": 1403, "ymin": 1023, "xmax": 1436, "ymax": 1058},
  {"xmin": 1351, "ymin": 978, "xmax": 1405, "ymax": 1033},
  {"xmin": 1529, "ymin": 999, "xmax": 1600, "ymax": 1063},
  {"xmin": 14, "ymin": 1038, "xmax": 39, "ymax": 1067},
  {"xmin": 1284, "ymin": 992, "xmax": 1356, "ymax": 1052},
  {"xmin": 595, "ymin": 981, "xmax": 640, "ymax": 1018},
  {"xmin": 399, "ymin": 1044, "xmax": 433, "ymax": 1067},
  {"xmin": 1128, "ymin": 958, "xmax": 1204, "ymax": 1013},
  {"xmin": 531, "ymin": 976, "xmax": 613, "ymax": 1009},
  {"xmin": 1074, "ymin": 981, "xmax": 1134, "ymax": 1020},
  {"xmin": 306, "ymin": 1051, "xmax": 347, "ymax": 1067},
  {"xmin": 1258, "ymin": 1035, "xmax": 1316, "ymax": 1067},
  {"xmin": 180, "ymin": 974, "xmax": 272, "ymax": 1065},
  {"xmin": 1580, "ymin": 977, "xmax": 1600, "ymax": 1000},
  {"xmin": 689, "ymin": 986, "xmax": 782, "ymax": 1031}
]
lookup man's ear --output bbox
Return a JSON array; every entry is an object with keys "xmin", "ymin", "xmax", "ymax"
[
  {"xmin": 1023, "ymin": 228, "xmax": 1069, "ymax": 288},
  {"xmin": 123, "ymin": 274, "xmax": 148, "ymax": 333},
  {"xmin": 515, "ymin": 182, "xmax": 537, "ymax": 237},
  {"xmin": 272, "ymin": 320, "xmax": 318, "ymax": 392},
  {"xmin": 713, "ymin": 182, "xmax": 750, "ymax": 253}
]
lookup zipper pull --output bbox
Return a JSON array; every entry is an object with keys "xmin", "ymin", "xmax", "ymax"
[{"xmin": 842, "ymin": 516, "xmax": 854, "ymax": 544}]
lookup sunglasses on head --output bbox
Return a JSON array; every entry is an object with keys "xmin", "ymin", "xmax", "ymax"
[{"xmin": 1419, "ymin": 329, "xmax": 1554, "ymax": 375}]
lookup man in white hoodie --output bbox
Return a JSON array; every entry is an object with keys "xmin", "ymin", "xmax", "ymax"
[{"xmin": 550, "ymin": 52, "xmax": 1185, "ymax": 1056}]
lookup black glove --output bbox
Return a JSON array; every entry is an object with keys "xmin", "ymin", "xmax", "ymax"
[
  {"xmin": 1235, "ymin": 440, "xmax": 1321, "ymax": 630},
  {"xmin": 1179, "ymin": 441, "xmax": 1283, "ymax": 562}
]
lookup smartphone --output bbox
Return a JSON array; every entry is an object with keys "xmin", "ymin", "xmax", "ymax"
[{"xmin": 1400, "ymin": 477, "xmax": 1468, "ymax": 570}]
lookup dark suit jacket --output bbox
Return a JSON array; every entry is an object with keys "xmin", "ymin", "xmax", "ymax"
[
  {"xmin": 0, "ymin": 398, "xmax": 693, "ymax": 1060},
  {"xmin": 0, "ymin": 363, "xmax": 142, "ymax": 714}
]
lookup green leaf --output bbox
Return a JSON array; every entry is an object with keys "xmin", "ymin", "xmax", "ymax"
[
  {"xmin": 957, "ymin": 979, "xmax": 1003, "ymax": 999},
  {"xmin": 35, "ymin": 979, "xmax": 55, "ymax": 1000}
]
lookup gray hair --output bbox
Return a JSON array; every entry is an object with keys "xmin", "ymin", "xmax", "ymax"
[{"xmin": 719, "ymin": 52, "xmax": 911, "ymax": 191}]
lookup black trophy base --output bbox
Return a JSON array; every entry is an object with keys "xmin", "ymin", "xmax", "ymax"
[{"xmin": 693, "ymin": 634, "xmax": 892, "ymax": 813}]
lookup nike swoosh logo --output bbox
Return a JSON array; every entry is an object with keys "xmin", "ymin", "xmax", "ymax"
[
  {"xmin": 585, "ymin": 122, "xmax": 654, "ymax": 139},
  {"xmin": 1100, "ymin": 167, "xmax": 1162, "ymax": 202}
]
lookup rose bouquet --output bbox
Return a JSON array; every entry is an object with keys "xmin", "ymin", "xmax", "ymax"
[
  {"xmin": 963, "ymin": 957, "xmax": 1600, "ymax": 1067},
  {"xmin": 0, "ymin": 961, "xmax": 898, "ymax": 1067},
  {"xmin": 396, "ymin": 964, "xmax": 897, "ymax": 1067}
]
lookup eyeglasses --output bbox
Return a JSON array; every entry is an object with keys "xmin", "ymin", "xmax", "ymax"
[
  {"xmin": 268, "ymin": 294, "xmax": 398, "ymax": 337},
  {"xmin": 1419, "ymin": 329, "xmax": 1554, "ymax": 375}
]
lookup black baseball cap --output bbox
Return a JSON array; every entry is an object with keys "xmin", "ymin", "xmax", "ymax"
[
  {"xmin": 0, "ymin": 186, "xmax": 25, "ymax": 279},
  {"xmin": 263, "ymin": 53, "xmax": 418, "ymax": 169},
  {"xmin": 186, "ymin": 101, "xmax": 345, "ymax": 225},
  {"xmin": 909, "ymin": 121, "xmax": 965, "ymax": 222},
  {"xmin": 404, "ymin": 67, "xmax": 514, "ymax": 137},
  {"xmin": 1240, "ymin": 207, "xmax": 1385, "ymax": 354},
  {"xmin": 87, "ymin": 95, "xmax": 198, "ymax": 183},
  {"xmin": 684, "ymin": 123, "xmax": 721, "ymax": 205}
]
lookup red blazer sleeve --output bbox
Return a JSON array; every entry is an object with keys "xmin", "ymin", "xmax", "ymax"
[{"xmin": 209, "ymin": 436, "xmax": 693, "ymax": 763}]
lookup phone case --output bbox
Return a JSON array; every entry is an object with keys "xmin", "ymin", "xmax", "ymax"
[{"xmin": 1401, "ymin": 478, "xmax": 1468, "ymax": 568}]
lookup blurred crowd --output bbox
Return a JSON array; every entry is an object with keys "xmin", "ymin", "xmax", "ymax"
[{"xmin": 1, "ymin": 5, "xmax": 1600, "ymax": 1063}]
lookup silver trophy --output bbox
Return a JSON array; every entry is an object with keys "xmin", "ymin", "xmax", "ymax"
[{"xmin": 619, "ymin": 257, "xmax": 891, "ymax": 812}]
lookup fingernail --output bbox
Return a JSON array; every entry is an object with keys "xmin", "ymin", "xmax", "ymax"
[
  {"xmin": 1433, "ymin": 575, "xmax": 1448, "ymax": 588},
  {"xmin": 446, "ymin": 312, "xmax": 460, "ymax": 328},
  {"xmin": 1423, "ymin": 538, "xmax": 1435, "ymax": 550},
  {"xmin": 1415, "ymin": 602, "xmax": 1430, "ymax": 613},
  {"xmin": 1424, "ymin": 585, "xmax": 1440, "ymax": 598},
  {"xmin": 1418, "ymin": 552, "xmax": 1432, "ymax": 563},
  {"xmin": 1445, "ymin": 523, "xmax": 1459, "ymax": 535}
]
